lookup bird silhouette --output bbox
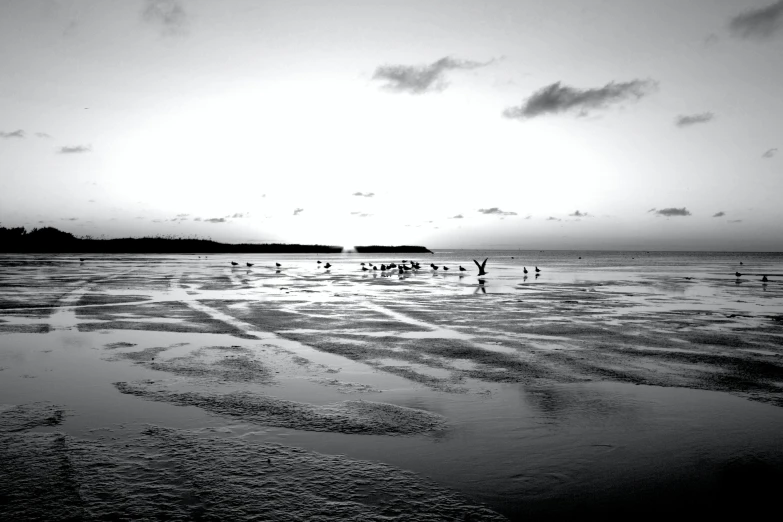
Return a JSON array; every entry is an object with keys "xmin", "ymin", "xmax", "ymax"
[
  {"xmin": 361, "ymin": 262, "xmax": 366, "ymax": 266},
  {"xmin": 231, "ymin": 261, "xmax": 238, "ymax": 266},
  {"xmin": 535, "ymin": 266, "xmax": 541, "ymax": 273},
  {"xmin": 79, "ymin": 258, "xmax": 85, "ymax": 262},
  {"xmin": 362, "ymin": 266, "xmax": 369, "ymax": 271},
  {"xmin": 442, "ymin": 266, "xmax": 449, "ymax": 271},
  {"xmin": 459, "ymin": 266, "xmax": 467, "ymax": 272},
  {"xmin": 735, "ymin": 271, "xmax": 742, "ymax": 277},
  {"xmin": 473, "ymin": 258, "xmax": 488, "ymax": 276},
  {"xmin": 523, "ymin": 267, "xmax": 528, "ymax": 274},
  {"xmin": 317, "ymin": 260, "xmax": 322, "ymax": 264},
  {"xmin": 246, "ymin": 263, "xmax": 254, "ymax": 267},
  {"xmin": 276, "ymin": 263, "xmax": 282, "ymax": 268},
  {"xmin": 762, "ymin": 275, "xmax": 768, "ymax": 282},
  {"xmin": 324, "ymin": 262, "xmax": 332, "ymax": 269}
]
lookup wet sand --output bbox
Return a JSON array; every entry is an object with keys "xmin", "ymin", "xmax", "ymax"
[{"xmin": 1, "ymin": 252, "xmax": 782, "ymax": 520}]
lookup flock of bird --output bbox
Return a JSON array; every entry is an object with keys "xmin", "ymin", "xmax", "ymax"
[{"xmin": 226, "ymin": 257, "xmax": 548, "ymax": 278}]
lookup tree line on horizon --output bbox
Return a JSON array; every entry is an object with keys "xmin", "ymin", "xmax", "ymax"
[{"xmin": 0, "ymin": 226, "xmax": 431, "ymax": 254}]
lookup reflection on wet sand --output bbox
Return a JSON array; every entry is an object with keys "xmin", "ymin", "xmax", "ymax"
[{"xmin": 1, "ymin": 252, "xmax": 782, "ymax": 520}]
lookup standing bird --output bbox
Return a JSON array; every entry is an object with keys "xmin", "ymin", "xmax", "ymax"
[
  {"xmin": 459, "ymin": 266, "xmax": 467, "ymax": 272},
  {"xmin": 324, "ymin": 262, "xmax": 332, "ymax": 269},
  {"xmin": 361, "ymin": 262, "xmax": 366, "ymax": 266},
  {"xmin": 473, "ymin": 258, "xmax": 488, "ymax": 276},
  {"xmin": 231, "ymin": 261, "xmax": 239, "ymax": 266},
  {"xmin": 535, "ymin": 266, "xmax": 541, "ymax": 273},
  {"xmin": 762, "ymin": 275, "xmax": 768, "ymax": 282},
  {"xmin": 247, "ymin": 263, "xmax": 254, "ymax": 267},
  {"xmin": 735, "ymin": 271, "xmax": 742, "ymax": 277},
  {"xmin": 317, "ymin": 260, "xmax": 322, "ymax": 265},
  {"xmin": 276, "ymin": 263, "xmax": 282, "ymax": 268},
  {"xmin": 362, "ymin": 266, "xmax": 369, "ymax": 271},
  {"xmin": 523, "ymin": 267, "xmax": 528, "ymax": 274},
  {"xmin": 79, "ymin": 258, "xmax": 85, "ymax": 262},
  {"xmin": 442, "ymin": 266, "xmax": 449, "ymax": 271}
]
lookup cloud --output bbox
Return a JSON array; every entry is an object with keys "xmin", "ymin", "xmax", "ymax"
[
  {"xmin": 58, "ymin": 145, "xmax": 91, "ymax": 154},
  {"xmin": 569, "ymin": 210, "xmax": 589, "ymax": 217},
  {"xmin": 372, "ymin": 56, "xmax": 491, "ymax": 94},
  {"xmin": 61, "ymin": 217, "xmax": 79, "ymax": 221},
  {"xmin": 231, "ymin": 213, "xmax": 245, "ymax": 218},
  {"xmin": 729, "ymin": 1, "xmax": 783, "ymax": 40},
  {"xmin": 205, "ymin": 218, "xmax": 227, "ymax": 223},
  {"xmin": 647, "ymin": 208, "xmax": 657, "ymax": 213},
  {"xmin": 654, "ymin": 207, "xmax": 691, "ymax": 217},
  {"xmin": 450, "ymin": 214, "xmax": 464, "ymax": 219},
  {"xmin": 478, "ymin": 207, "xmax": 517, "ymax": 216},
  {"xmin": 763, "ymin": 148, "xmax": 778, "ymax": 158},
  {"xmin": 34, "ymin": 132, "xmax": 52, "ymax": 139},
  {"xmin": 525, "ymin": 215, "xmax": 532, "ymax": 220},
  {"xmin": 88, "ymin": 199, "xmax": 96, "ymax": 203},
  {"xmin": 293, "ymin": 208, "xmax": 304, "ymax": 216},
  {"xmin": 728, "ymin": 219, "xmax": 743, "ymax": 223},
  {"xmin": 675, "ymin": 112, "xmax": 715, "ymax": 127},
  {"xmin": 503, "ymin": 79, "xmax": 657, "ymax": 120},
  {"xmin": 713, "ymin": 211, "xmax": 726, "ymax": 217},
  {"xmin": 193, "ymin": 217, "xmax": 201, "ymax": 221},
  {"xmin": 546, "ymin": 217, "xmax": 561, "ymax": 221},
  {"xmin": 0, "ymin": 129, "xmax": 25, "ymax": 139},
  {"xmin": 352, "ymin": 192, "xmax": 375, "ymax": 197},
  {"xmin": 143, "ymin": 0, "xmax": 188, "ymax": 36}
]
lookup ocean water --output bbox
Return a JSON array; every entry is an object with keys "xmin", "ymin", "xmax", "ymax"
[{"xmin": 2, "ymin": 250, "xmax": 783, "ymax": 520}]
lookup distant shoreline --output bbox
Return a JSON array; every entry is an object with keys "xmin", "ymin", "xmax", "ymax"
[{"xmin": 0, "ymin": 226, "xmax": 432, "ymax": 254}]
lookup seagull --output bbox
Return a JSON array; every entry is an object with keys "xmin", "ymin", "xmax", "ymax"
[
  {"xmin": 735, "ymin": 271, "xmax": 742, "ymax": 277},
  {"xmin": 231, "ymin": 261, "xmax": 238, "ymax": 266},
  {"xmin": 432, "ymin": 265, "xmax": 439, "ymax": 271},
  {"xmin": 362, "ymin": 266, "xmax": 369, "ymax": 271},
  {"xmin": 276, "ymin": 263, "xmax": 282, "ymax": 268},
  {"xmin": 535, "ymin": 266, "xmax": 541, "ymax": 273},
  {"xmin": 442, "ymin": 266, "xmax": 449, "ymax": 271},
  {"xmin": 246, "ymin": 263, "xmax": 254, "ymax": 267},
  {"xmin": 473, "ymin": 258, "xmax": 488, "ymax": 276},
  {"xmin": 317, "ymin": 260, "xmax": 322, "ymax": 265},
  {"xmin": 459, "ymin": 266, "xmax": 467, "ymax": 272},
  {"xmin": 361, "ymin": 262, "xmax": 366, "ymax": 266},
  {"xmin": 324, "ymin": 262, "xmax": 332, "ymax": 269},
  {"xmin": 523, "ymin": 267, "xmax": 528, "ymax": 274}
]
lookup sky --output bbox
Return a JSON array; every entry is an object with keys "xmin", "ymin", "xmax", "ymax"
[{"xmin": 0, "ymin": 0, "xmax": 781, "ymax": 251}]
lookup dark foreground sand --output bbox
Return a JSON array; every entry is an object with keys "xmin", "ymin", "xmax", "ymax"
[{"xmin": 1, "ymin": 253, "xmax": 782, "ymax": 520}]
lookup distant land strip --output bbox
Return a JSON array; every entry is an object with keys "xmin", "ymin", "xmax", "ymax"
[{"xmin": 0, "ymin": 226, "xmax": 432, "ymax": 254}]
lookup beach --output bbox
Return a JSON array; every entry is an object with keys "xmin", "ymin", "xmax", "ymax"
[{"xmin": 2, "ymin": 250, "xmax": 783, "ymax": 520}]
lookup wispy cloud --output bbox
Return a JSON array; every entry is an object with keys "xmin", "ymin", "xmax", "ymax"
[
  {"xmin": 193, "ymin": 217, "xmax": 202, "ymax": 221},
  {"xmin": 525, "ymin": 215, "xmax": 532, "ymax": 220},
  {"xmin": 478, "ymin": 207, "xmax": 517, "ymax": 216},
  {"xmin": 352, "ymin": 192, "xmax": 375, "ymax": 197},
  {"xmin": 676, "ymin": 112, "xmax": 715, "ymax": 127},
  {"xmin": 450, "ymin": 214, "xmax": 464, "ymax": 219},
  {"xmin": 293, "ymin": 208, "xmax": 304, "ymax": 216},
  {"xmin": 713, "ymin": 211, "xmax": 726, "ymax": 217},
  {"xmin": 569, "ymin": 210, "xmax": 589, "ymax": 217},
  {"xmin": 503, "ymin": 79, "xmax": 657, "ymax": 120},
  {"xmin": 176, "ymin": 213, "xmax": 189, "ymax": 218},
  {"xmin": 372, "ymin": 56, "xmax": 492, "ymax": 94},
  {"xmin": 34, "ymin": 132, "xmax": 52, "ymax": 139},
  {"xmin": 58, "ymin": 145, "xmax": 91, "ymax": 154},
  {"xmin": 729, "ymin": 1, "xmax": 783, "ymax": 40},
  {"xmin": 61, "ymin": 217, "xmax": 78, "ymax": 221},
  {"xmin": 763, "ymin": 148, "xmax": 778, "ymax": 158},
  {"xmin": 205, "ymin": 218, "xmax": 227, "ymax": 223},
  {"xmin": 546, "ymin": 216, "xmax": 561, "ymax": 221},
  {"xmin": 654, "ymin": 207, "xmax": 692, "ymax": 217},
  {"xmin": 0, "ymin": 129, "xmax": 25, "ymax": 139},
  {"xmin": 728, "ymin": 219, "xmax": 743, "ymax": 223},
  {"xmin": 230, "ymin": 213, "xmax": 245, "ymax": 218},
  {"xmin": 143, "ymin": 0, "xmax": 188, "ymax": 36}
]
